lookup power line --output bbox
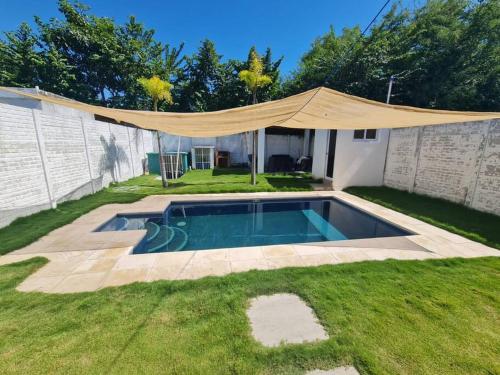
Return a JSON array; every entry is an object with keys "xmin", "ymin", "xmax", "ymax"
[{"xmin": 324, "ymin": 0, "xmax": 392, "ymax": 86}]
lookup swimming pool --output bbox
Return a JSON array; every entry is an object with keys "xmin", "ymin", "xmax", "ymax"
[{"xmin": 96, "ymin": 198, "xmax": 411, "ymax": 254}]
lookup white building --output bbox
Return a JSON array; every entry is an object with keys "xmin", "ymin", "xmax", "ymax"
[{"xmin": 160, "ymin": 127, "xmax": 390, "ymax": 191}]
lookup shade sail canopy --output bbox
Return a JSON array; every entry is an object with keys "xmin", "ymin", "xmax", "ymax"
[{"xmin": 1, "ymin": 86, "xmax": 498, "ymax": 137}]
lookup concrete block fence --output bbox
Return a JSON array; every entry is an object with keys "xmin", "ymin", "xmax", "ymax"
[
  {"xmin": 384, "ymin": 119, "xmax": 500, "ymax": 216},
  {"xmin": 0, "ymin": 102, "xmax": 155, "ymax": 228}
]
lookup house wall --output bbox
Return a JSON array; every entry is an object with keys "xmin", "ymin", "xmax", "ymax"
[
  {"xmin": 0, "ymin": 101, "xmax": 155, "ymax": 228},
  {"xmin": 384, "ymin": 119, "xmax": 500, "ymax": 215},
  {"xmin": 160, "ymin": 133, "xmax": 248, "ymax": 165},
  {"xmin": 332, "ymin": 129, "xmax": 390, "ymax": 190},
  {"xmin": 264, "ymin": 134, "xmax": 304, "ymax": 163},
  {"xmin": 160, "ymin": 131, "xmax": 305, "ymax": 168}
]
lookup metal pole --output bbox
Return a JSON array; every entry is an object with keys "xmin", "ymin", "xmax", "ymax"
[
  {"xmin": 251, "ymin": 92, "xmax": 258, "ymax": 185},
  {"xmin": 251, "ymin": 130, "xmax": 257, "ymax": 185},
  {"xmin": 386, "ymin": 75, "xmax": 395, "ymax": 104},
  {"xmin": 175, "ymin": 135, "xmax": 181, "ymax": 179},
  {"xmin": 157, "ymin": 131, "xmax": 168, "ymax": 187}
]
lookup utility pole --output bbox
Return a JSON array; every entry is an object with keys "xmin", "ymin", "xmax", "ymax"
[{"xmin": 386, "ymin": 75, "xmax": 395, "ymax": 104}]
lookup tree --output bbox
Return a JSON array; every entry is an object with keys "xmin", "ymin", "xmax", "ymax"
[
  {"xmin": 283, "ymin": 0, "xmax": 499, "ymax": 111},
  {"xmin": 137, "ymin": 75, "xmax": 173, "ymax": 111},
  {"xmin": 0, "ymin": 0, "xmax": 185, "ymax": 109},
  {"xmin": 0, "ymin": 23, "xmax": 42, "ymax": 87},
  {"xmin": 258, "ymin": 48, "xmax": 283, "ymax": 102},
  {"xmin": 239, "ymin": 50, "xmax": 273, "ymax": 185},
  {"xmin": 176, "ymin": 39, "xmax": 222, "ymax": 112},
  {"xmin": 35, "ymin": 0, "xmax": 121, "ymax": 103},
  {"xmin": 137, "ymin": 76, "xmax": 173, "ymax": 187},
  {"xmin": 239, "ymin": 50, "xmax": 273, "ymax": 104}
]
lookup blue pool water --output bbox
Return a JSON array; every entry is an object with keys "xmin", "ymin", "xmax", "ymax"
[{"xmin": 96, "ymin": 198, "xmax": 411, "ymax": 254}]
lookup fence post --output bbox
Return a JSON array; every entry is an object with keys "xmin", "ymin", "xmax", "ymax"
[
  {"xmin": 108, "ymin": 123, "xmax": 120, "ymax": 181},
  {"xmin": 80, "ymin": 118, "xmax": 95, "ymax": 194},
  {"xmin": 408, "ymin": 126, "xmax": 424, "ymax": 193},
  {"xmin": 465, "ymin": 120, "xmax": 491, "ymax": 208},
  {"xmin": 32, "ymin": 109, "xmax": 56, "ymax": 208}
]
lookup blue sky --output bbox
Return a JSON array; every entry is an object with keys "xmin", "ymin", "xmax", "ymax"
[{"xmin": 0, "ymin": 0, "xmax": 418, "ymax": 76}]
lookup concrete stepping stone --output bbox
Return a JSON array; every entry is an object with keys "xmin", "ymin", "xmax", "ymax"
[
  {"xmin": 246, "ymin": 293, "xmax": 328, "ymax": 347},
  {"xmin": 306, "ymin": 367, "xmax": 360, "ymax": 375}
]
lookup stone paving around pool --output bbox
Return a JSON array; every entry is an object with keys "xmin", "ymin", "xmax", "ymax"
[{"xmin": 1, "ymin": 191, "xmax": 498, "ymax": 293}]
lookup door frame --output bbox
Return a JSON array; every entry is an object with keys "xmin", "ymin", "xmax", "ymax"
[{"xmin": 324, "ymin": 130, "xmax": 337, "ymax": 180}]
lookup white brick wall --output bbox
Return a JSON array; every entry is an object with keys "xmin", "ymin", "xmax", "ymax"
[
  {"xmin": 0, "ymin": 102, "xmax": 155, "ymax": 227},
  {"xmin": 0, "ymin": 105, "xmax": 50, "ymax": 211},
  {"xmin": 469, "ymin": 121, "xmax": 500, "ymax": 213},
  {"xmin": 109, "ymin": 124, "xmax": 133, "ymax": 182},
  {"xmin": 128, "ymin": 127, "xmax": 145, "ymax": 177},
  {"xmin": 40, "ymin": 113, "xmax": 90, "ymax": 200},
  {"xmin": 384, "ymin": 119, "xmax": 500, "ymax": 216},
  {"xmin": 84, "ymin": 119, "xmax": 114, "ymax": 190},
  {"xmin": 383, "ymin": 127, "xmax": 420, "ymax": 190}
]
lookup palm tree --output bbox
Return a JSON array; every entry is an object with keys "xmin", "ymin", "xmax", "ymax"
[
  {"xmin": 239, "ymin": 50, "xmax": 272, "ymax": 185},
  {"xmin": 138, "ymin": 76, "xmax": 173, "ymax": 187}
]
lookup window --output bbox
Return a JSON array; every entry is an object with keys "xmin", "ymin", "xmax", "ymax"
[
  {"xmin": 353, "ymin": 129, "xmax": 377, "ymax": 141},
  {"xmin": 192, "ymin": 147, "xmax": 214, "ymax": 169},
  {"xmin": 353, "ymin": 129, "xmax": 365, "ymax": 139},
  {"xmin": 365, "ymin": 129, "xmax": 377, "ymax": 140}
]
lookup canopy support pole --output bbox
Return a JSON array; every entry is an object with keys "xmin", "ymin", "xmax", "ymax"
[
  {"xmin": 175, "ymin": 136, "xmax": 181, "ymax": 179},
  {"xmin": 157, "ymin": 131, "xmax": 168, "ymax": 187},
  {"xmin": 251, "ymin": 130, "xmax": 257, "ymax": 185}
]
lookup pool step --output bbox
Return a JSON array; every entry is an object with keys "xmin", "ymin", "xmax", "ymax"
[
  {"xmin": 301, "ymin": 209, "xmax": 347, "ymax": 241},
  {"xmin": 140, "ymin": 225, "xmax": 188, "ymax": 253},
  {"xmin": 143, "ymin": 226, "xmax": 175, "ymax": 253},
  {"xmin": 167, "ymin": 227, "xmax": 189, "ymax": 251},
  {"xmin": 144, "ymin": 222, "xmax": 160, "ymax": 242}
]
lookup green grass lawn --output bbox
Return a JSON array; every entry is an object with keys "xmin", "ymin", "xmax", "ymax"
[
  {"xmin": 345, "ymin": 186, "xmax": 500, "ymax": 250},
  {"xmin": 0, "ymin": 257, "xmax": 499, "ymax": 374},
  {"xmin": 0, "ymin": 169, "xmax": 316, "ymax": 256}
]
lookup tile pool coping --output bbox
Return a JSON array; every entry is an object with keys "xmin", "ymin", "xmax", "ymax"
[{"xmin": 1, "ymin": 190, "xmax": 498, "ymax": 293}]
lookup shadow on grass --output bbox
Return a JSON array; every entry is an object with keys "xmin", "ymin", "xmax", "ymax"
[{"xmin": 265, "ymin": 177, "xmax": 313, "ymax": 190}]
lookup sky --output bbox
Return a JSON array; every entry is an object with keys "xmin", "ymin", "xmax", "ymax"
[{"xmin": 0, "ymin": 0, "xmax": 418, "ymax": 76}]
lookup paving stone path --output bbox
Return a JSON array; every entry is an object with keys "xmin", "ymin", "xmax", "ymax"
[{"xmin": 246, "ymin": 293, "xmax": 328, "ymax": 347}]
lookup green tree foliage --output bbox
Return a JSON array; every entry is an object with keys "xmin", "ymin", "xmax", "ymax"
[
  {"xmin": 239, "ymin": 50, "xmax": 273, "ymax": 104},
  {"xmin": 175, "ymin": 41, "xmax": 282, "ymax": 111},
  {"xmin": 137, "ymin": 76, "xmax": 173, "ymax": 111},
  {"xmin": 1, "ymin": 0, "xmax": 496, "ymax": 112},
  {"xmin": 0, "ymin": 0, "xmax": 183, "ymax": 109},
  {"xmin": 0, "ymin": 23, "xmax": 42, "ymax": 87},
  {"xmin": 0, "ymin": 0, "xmax": 282, "ymax": 112},
  {"xmin": 176, "ymin": 39, "xmax": 222, "ymax": 112},
  {"xmin": 284, "ymin": 0, "xmax": 499, "ymax": 111}
]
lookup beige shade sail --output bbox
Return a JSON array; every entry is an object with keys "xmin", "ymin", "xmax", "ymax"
[{"xmin": 1, "ymin": 86, "xmax": 498, "ymax": 137}]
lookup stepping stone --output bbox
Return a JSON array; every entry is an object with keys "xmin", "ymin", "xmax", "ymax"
[
  {"xmin": 246, "ymin": 293, "xmax": 328, "ymax": 347},
  {"xmin": 306, "ymin": 367, "xmax": 360, "ymax": 375}
]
